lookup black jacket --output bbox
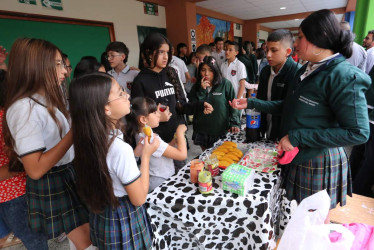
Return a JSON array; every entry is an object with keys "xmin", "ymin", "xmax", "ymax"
[{"xmin": 132, "ymin": 67, "xmax": 201, "ymax": 142}]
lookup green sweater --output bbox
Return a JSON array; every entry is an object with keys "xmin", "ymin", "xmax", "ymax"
[
  {"xmin": 190, "ymin": 78, "xmax": 240, "ymax": 136},
  {"xmin": 237, "ymin": 54, "xmax": 256, "ymax": 84},
  {"xmin": 247, "ymin": 55, "xmax": 371, "ymax": 163},
  {"xmin": 257, "ymin": 57, "xmax": 300, "ymax": 140}
]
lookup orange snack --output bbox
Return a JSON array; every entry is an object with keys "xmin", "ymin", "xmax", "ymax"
[{"xmin": 143, "ymin": 126, "xmax": 152, "ymax": 143}]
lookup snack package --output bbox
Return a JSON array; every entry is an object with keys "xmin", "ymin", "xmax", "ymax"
[
  {"xmin": 239, "ymin": 147, "xmax": 278, "ymax": 173},
  {"xmin": 222, "ymin": 164, "xmax": 255, "ymax": 196}
]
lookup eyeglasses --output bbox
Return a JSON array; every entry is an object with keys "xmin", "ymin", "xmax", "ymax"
[
  {"xmin": 105, "ymin": 54, "xmax": 122, "ymax": 60},
  {"xmin": 107, "ymin": 89, "xmax": 129, "ymax": 103},
  {"xmin": 56, "ymin": 60, "xmax": 67, "ymax": 69}
]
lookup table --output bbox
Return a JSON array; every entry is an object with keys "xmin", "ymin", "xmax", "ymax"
[{"xmin": 147, "ymin": 132, "xmax": 292, "ymax": 249}]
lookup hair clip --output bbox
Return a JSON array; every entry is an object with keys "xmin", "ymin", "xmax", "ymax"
[{"xmin": 211, "ymin": 58, "xmax": 216, "ymax": 65}]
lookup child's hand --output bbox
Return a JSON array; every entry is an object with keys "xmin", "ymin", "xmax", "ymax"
[
  {"xmin": 158, "ymin": 105, "xmax": 172, "ymax": 122},
  {"xmin": 203, "ymin": 102, "xmax": 213, "ymax": 114},
  {"xmin": 142, "ymin": 135, "xmax": 160, "ymax": 157},
  {"xmin": 201, "ymin": 77, "xmax": 211, "ymax": 89},
  {"xmin": 134, "ymin": 138, "xmax": 144, "ymax": 157},
  {"xmin": 176, "ymin": 124, "xmax": 187, "ymax": 135}
]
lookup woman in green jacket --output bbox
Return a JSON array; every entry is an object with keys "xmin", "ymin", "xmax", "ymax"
[
  {"xmin": 231, "ymin": 9, "xmax": 371, "ymax": 210},
  {"xmin": 190, "ymin": 56, "xmax": 240, "ymax": 150}
]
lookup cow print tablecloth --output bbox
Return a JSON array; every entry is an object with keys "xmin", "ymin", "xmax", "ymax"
[{"xmin": 147, "ymin": 132, "xmax": 293, "ymax": 249}]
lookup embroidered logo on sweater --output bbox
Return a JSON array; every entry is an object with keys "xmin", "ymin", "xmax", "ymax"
[
  {"xmin": 212, "ymin": 92, "xmax": 222, "ymax": 95},
  {"xmin": 277, "ymin": 83, "xmax": 285, "ymax": 87},
  {"xmin": 231, "ymin": 70, "xmax": 237, "ymax": 76},
  {"xmin": 165, "ymin": 82, "xmax": 173, "ymax": 87},
  {"xmin": 299, "ymin": 96, "xmax": 319, "ymax": 106}
]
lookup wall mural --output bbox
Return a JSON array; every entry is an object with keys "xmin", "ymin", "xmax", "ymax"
[{"xmin": 196, "ymin": 14, "xmax": 234, "ymax": 47}]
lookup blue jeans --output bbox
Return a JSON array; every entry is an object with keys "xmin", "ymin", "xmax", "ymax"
[
  {"xmin": 0, "ymin": 215, "xmax": 10, "ymax": 238},
  {"xmin": 0, "ymin": 195, "xmax": 48, "ymax": 250}
]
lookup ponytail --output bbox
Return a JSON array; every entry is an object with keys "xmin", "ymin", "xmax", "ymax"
[
  {"xmin": 337, "ymin": 29, "xmax": 353, "ymax": 58},
  {"xmin": 124, "ymin": 110, "xmax": 139, "ymax": 149},
  {"xmin": 166, "ymin": 66, "xmax": 184, "ymax": 113}
]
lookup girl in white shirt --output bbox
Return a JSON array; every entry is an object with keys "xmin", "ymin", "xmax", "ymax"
[
  {"xmin": 69, "ymin": 73, "xmax": 159, "ymax": 249},
  {"xmin": 3, "ymin": 38, "xmax": 92, "ymax": 249},
  {"xmin": 125, "ymin": 97, "xmax": 187, "ymax": 192}
]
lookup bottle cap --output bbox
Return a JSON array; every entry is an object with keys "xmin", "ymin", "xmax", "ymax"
[{"xmin": 251, "ymin": 93, "xmax": 256, "ymax": 97}]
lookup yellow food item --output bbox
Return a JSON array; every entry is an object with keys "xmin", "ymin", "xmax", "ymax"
[
  {"xmin": 229, "ymin": 151, "xmax": 243, "ymax": 158},
  {"xmin": 225, "ymin": 154, "xmax": 240, "ymax": 162},
  {"xmin": 212, "ymin": 150, "xmax": 225, "ymax": 156},
  {"xmin": 228, "ymin": 148, "xmax": 243, "ymax": 157},
  {"xmin": 219, "ymin": 160, "xmax": 231, "ymax": 167},
  {"xmin": 143, "ymin": 126, "xmax": 152, "ymax": 143},
  {"xmin": 214, "ymin": 147, "xmax": 230, "ymax": 153},
  {"xmin": 222, "ymin": 141, "xmax": 237, "ymax": 147}
]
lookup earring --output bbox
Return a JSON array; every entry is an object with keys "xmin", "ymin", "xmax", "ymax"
[{"xmin": 106, "ymin": 111, "xmax": 111, "ymax": 116}]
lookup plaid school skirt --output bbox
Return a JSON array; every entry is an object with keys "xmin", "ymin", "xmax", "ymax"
[
  {"xmin": 89, "ymin": 196, "xmax": 152, "ymax": 250},
  {"xmin": 26, "ymin": 163, "xmax": 89, "ymax": 239},
  {"xmin": 281, "ymin": 147, "xmax": 352, "ymax": 209}
]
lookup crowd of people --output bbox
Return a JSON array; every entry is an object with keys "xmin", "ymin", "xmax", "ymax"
[{"xmin": 0, "ymin": 8, "xmax": 373, "ymax": 249}]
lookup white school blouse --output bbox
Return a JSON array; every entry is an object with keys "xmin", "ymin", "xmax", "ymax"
[
  {"xmin": 6, "ymin": 93, "xmax": 74, "ymax": 166},
  {"xmin": 108, "ymin": 130, "xmax": 141, "ymax": 197}
]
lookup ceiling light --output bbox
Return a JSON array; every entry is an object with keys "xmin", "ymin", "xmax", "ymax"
[{"xmin": 280, "ymin": 7, "xmax": 286, "ymax": 10}]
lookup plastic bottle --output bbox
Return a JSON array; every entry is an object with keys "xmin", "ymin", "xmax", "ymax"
[{"xmin": 245, "ymin": 93, "xmax": 261, "ymax": 142}]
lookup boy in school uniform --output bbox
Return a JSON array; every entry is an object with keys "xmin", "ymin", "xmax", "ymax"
[
  {"xmin": 220, "ymin": 41, "xmax": 247, "ymax": 99},
  {"xmin": 106, "ymin": 41, "xmax": 139, "ymax": 94},
  {"xmin": 256, "ymin": 29, "xmax": 300, "ymax": 141},
  {"xmin": 211, "ymin": 37, "xmax": 226, "ymax": 68}
]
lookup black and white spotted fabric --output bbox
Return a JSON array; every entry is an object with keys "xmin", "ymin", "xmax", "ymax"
[{"xmin": 146, "ymin": 132, "xmax": 293, "ymax": 249}]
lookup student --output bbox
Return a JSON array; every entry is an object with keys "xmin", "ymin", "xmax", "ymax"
[
  {"xmin": 231, "ymin": 9, "xmax": 371, "ymax": 211},
  {"xmin": 132, "ymin": 33, "xmax": 212, "ymax": 173},
  {"xmin": 195, "ymin": 44, "xmax": 211, "ymax": 67},
  {"xmin": 209, "ymin": 42, "xmax": 216, "ymax": 53},
  {"xmin": 243, "ymin": 41, "xmax": 259, "ymax": 81},
  {"xmin": 3, "ymin": 38, "xmax": 91, "ymax": 249},
  {"xmin": 106, "ymin": 41, "xmax": 139, "ymax": 94},
  {"xmin": 220, "ymin": 41, "xmax": 247, "ymax": 99},
  {"xmin": 237, "ymin": 43, "xmax": 256, "ymax": 85},
  {"xmin": 190, "ymin": 56, "xmax": 240, "ymax": 150},
  {"xmin": 73, "ymin": 56, "xmax": 106, "ymax": 78},
  {"xmin": 125, "ymin": 97, "xmax": 187, "ymax": 192},
  {"xmin": 0, "ymin": 59, "xmax": 48, "ymax": 250},
  {"xmin": 211, "ymin": 37, "xmax": 226, "ymax": 68},
  {"xmin": 170, "ymin": 45, "xmax": 190, "ymax": 99},
  {"xmin": 176, "ymin": 42, "xmax": 188, "ymax": 64},
  {"xmin": 185, "ymin": 52, "xmax": 199, "ymax": 95},
  {"xmin": 256, "ymin": 29, "xmax": 300, "ymax": 141},
  {"xmin": 69, "ymin": 73, "xmax": 158, "ymax": 249}
]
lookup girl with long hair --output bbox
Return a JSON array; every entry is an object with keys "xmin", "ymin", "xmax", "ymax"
[
  {"xmin": 69, "ymin": 73, "xmax": 158, "ymax": 249},
  {"xmin": 231, "ymin": 9, "xmax": 371, "ymax": 212},
  {"xmin": 132, "ymin": 33, "xmax": 213, "ymax": 172},
  {"xmin": 3, "ymin": 38, "xmax": 91, "ymax": 249},
  {"xmin": 190, "ymin": 56, "xmax": 240, "ymax": 151},
  {"xmin": 0, "ymin": 56, "xmax": 48, "ymax": 249},
  {"xmin": 125, "ymin": 97, "xmax": 187, "ymax": 192}
]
